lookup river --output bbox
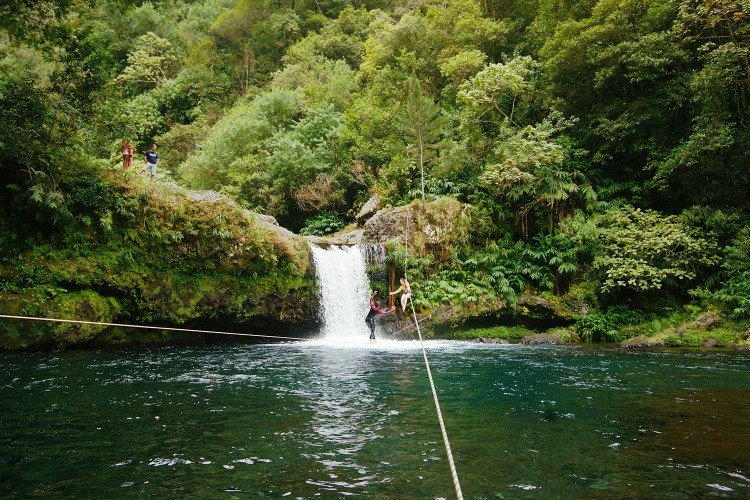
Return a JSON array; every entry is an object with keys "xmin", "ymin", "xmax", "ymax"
[{"xmin": 1, "ymin": 341, "xmax": 749, "ymax": 498}]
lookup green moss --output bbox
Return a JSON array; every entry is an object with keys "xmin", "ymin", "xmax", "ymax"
[
  {"xmin": 548, "ymin": 328, "xmax": 578, "ymax": 342},
  {"xmin": 0, "ymin": 180, "xmax": 317, "ymax": 349},
  {"xmin": 445, "ymin": 325, "xmax": 535, "ymax": 341},
  {"xmin": 0, "ymin": 289, "xmax": 119, "ymax": 350}
]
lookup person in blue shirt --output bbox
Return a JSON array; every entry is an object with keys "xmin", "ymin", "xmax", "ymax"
[{"xmin": 137, "ymin": 144, "xmax": 159, "ymax": 183}]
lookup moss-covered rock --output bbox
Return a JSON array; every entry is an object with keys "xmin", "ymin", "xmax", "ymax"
[
  {"xmin": 364, "ymin": 197, "xmax": 470, "ymax": 261},
  {"xmin": 621, "ymin": 335, "xmax": 665, "ymax": 348},
  {"xmin": 421, "ymin": 293, "xmax": 582, "ymax": 337},
  {"xmin": 0, "ymin": 187, "xmax": 317, "ymax": 350},
  {"xmin": 521, "ymin": 333, "xmax": 565, "ymax": 345},
  {"xmin": 0, "ymin": 290, "xmax": 119, "ymax": 349}
]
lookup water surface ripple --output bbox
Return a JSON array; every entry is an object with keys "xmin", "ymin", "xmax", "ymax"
[{"xmin": 1, "ymin": 342, "xmax": 749, "ymax": 498}]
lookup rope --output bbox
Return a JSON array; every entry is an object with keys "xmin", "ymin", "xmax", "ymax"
[
  {"xmin": 0, "ymin": 314, "xmax": 323, "ymax": 343},
  {"xmin": 407, "ymin": 296, "xmax": 464, "ymax": 499},
  {"xmin": 4, "ymin": 306, "xmax": 464, "ymax": 495},
  {"xmin": 0, "ymin": 313, "xmax": 418, "ymax": 346},
  {"xmin": 388, "ymin": 312, "xmax": 434, "ymax": 336},
  {"xmin": 405, "ymin": 209, "xmax": 409, "ymax": 277},
  {"xmin": 400, "ymin": 201, "xmax": 462, "ymax": 498}
]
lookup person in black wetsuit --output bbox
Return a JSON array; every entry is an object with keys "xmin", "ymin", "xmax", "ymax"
[{"xmin": 365, "ymin": 291, "xmax": 392, "ymax": 343}]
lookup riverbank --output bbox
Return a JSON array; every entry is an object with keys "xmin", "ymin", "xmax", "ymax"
[{"xmin": 407, "ymin": 310, "xmax": 750, "ymax": 351}]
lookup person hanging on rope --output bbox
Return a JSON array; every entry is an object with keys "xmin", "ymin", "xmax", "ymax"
[
  {"xmin": 365, "ymin": 290, "xmax": 392, "ymax": 343},
  {"xmin": 389, "ymin": 277, "xmax": 412, "ymax": 315}
]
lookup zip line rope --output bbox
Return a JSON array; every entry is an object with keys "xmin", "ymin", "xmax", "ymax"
[
  {"xmin": 403, "ymin": 205, "xmax": 464, "ymax": 500},
  {"xmin": 0, "ymin": 311, "xmax": 439, "ymax": 344},
  {"xmin": 0, "ymin": 312, "xmax": 430, "ymax": 345}
]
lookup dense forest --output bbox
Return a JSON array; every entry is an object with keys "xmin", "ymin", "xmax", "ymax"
[{"xmin": 1, "ymin": 0, "xmax": 749, "ymax": 347}]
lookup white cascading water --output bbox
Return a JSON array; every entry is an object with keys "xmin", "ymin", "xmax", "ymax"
[{"xmin": 310, "ymin": 244, "xmax": 372, "ymax": 340}]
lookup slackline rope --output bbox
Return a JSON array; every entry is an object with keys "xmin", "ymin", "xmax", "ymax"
[
  {"xmin": 407, "ymin": 296, "xmax": 464, "ymax": 500},
  {"xmin": 403, "ymin": 205, "xmax": 464, "ymax": 500},
  {"xmin": 0, "ymin": 314, "xmax": 319, "ymax": 343}
]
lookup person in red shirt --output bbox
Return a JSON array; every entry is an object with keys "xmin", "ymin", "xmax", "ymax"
[{"xmin": 365, "ymin": 290, "xmax": 392, "ymax": 343}]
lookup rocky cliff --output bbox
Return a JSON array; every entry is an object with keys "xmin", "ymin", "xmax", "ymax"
[{"xmin": 0, "ymin": 188, "xmax": 318, "ymax": 350}]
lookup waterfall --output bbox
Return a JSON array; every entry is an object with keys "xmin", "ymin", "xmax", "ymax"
[{"xmin": 310, "ymin": 244, "xmax": 372, "ymax": 339}]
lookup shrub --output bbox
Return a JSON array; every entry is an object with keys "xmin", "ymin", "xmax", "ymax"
[
  {"xmin": 593, "ymin": 206, "xmax": 720, "ymax": 293},
  {"xmin": 300, "ymin": 212, "xmax": 345, "ymax": 236},
  {"xmin": 575, "ymin": 306, "xmax": 645, "ymax": 342}
]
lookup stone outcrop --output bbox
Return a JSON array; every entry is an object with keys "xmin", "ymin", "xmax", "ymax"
[
  {"xmin": 363, "ymin": 197, "xmax": 469, "ymax": 247},
  {"xmin": 702, "ymin": 338, "xmax": 718, "ymax": 348},
  {"xmin": 306, "ymin": 229, "xmax": 365, "ymax": 246},
  {"xmin": 424, "ymin": 293, "xmax": 582, "ymax": 336},
  {"xmin": 621, "ymin": 335, "xmax": 665, "ymax": 348},
  {"xmin": 691, "ymin": 312, "xmax": 721, "ymax": 330},
  {"xmin": 522, "ymin": 333, "xmax": 565, "ymax": 345},
  {"xmin": 356, "ymin": 194, "xmax": 379, "ymax": 225},
  {"xmin": 0, "ymin": 189, "xmax": 317, "ymax": 350},
  {"xmin": 473, "ymin": 337, "xmax": 509, "ymax": 344}
]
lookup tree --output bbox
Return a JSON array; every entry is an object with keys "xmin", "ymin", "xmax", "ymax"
[
  {"xmin": 651, "ymin": 0, "xmax": 750, "ymax": 211},
  {"xmin": 480, "ymin": 115, "xmax": 590, "ymax": 235},
  {"xmin": 539, "ymin": 0, "xmax": 690, "ymax": 194},
  {"xmin": 458, "ymin": 55, "xmax": 539, "ymax": 135},
  {"xmin": 402, "ymin": 75, "xmax": 446, "ymax": 201},
  {"xmin": 116, "ymin": 32, "xmax": 178, "ymax": 90},
  {"xmin": 593, "ymin": 206, "xmax": 720, "ymax": 293}
]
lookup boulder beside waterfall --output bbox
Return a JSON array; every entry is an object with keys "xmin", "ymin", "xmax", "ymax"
[
  {"xmin": 0, "ymin": 189, "xmax": 318, "ymax": 350},
  {"xmin": 356, "ymin": 194, "xmax": 380, "ymax": 225},
  {"xmin": 362, "ymin": 197, "xmax": 470, "ymax": 251}
]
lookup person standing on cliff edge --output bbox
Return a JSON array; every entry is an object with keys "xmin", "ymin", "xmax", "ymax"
[{"xmin": 137, "ymin": 144, "xmax": 158, "ymax": 184}]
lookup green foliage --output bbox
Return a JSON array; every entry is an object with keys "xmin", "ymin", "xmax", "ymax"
[
  {"xmin": 178, "ymin": 88, "xmax": 300, "ymax": 191},
  {"xmin": 300, "ymin": 212, "xmax": 345, "ymax": 236},
  {"xmin": 593, "ymin": 206, "xmax": 720, "ymax": 293},
  {"xmin": 575, "ymin": 306, "xmax": 645, "ymax": 343},
  {"xmin": 115, "ymin": 32, "xmax": 178, "ymax": 92},
  {"xmin": 693, "ymin": 227, "xmax": 750, "ymax": 319},
  {"xmin": 2, "ymin": 0, "xmax": 750, "ymax": 346},
  {"xmin": 272, "ymin": 54, "xmax": 359, "ymax": 111},
  {"xmin": 400, "ymin": 74, "xmax": 446, "ymax": 201},
  {"xmin": 448, "ymin": 325, "xmax": 533, "ymax": 341}
]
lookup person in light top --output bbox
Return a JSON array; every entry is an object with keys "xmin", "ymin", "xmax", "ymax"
[{"xmin": 389, "ymin": 277, "xmax": 412, "ymax": 315}]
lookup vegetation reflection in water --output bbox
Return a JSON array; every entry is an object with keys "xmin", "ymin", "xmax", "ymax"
[{"xmin": 1, "ymin": 342, "xmax": 749, "ymax": 498}]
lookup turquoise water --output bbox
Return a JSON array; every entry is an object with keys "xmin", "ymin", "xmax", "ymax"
[{"xmin": 1, "ymin": 340, "xmax": 749, "ymax": 498}]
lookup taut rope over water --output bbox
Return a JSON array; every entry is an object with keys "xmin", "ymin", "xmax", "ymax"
[
  {"xmin": 407, "ymin": 294, "xmax": 464, "ymax": 499},
  {"xmin": 403, "ymin": 208, "xmax": 464, "ymax": 499},
  {"xmin": 0, "ymin": 314, "xmax": 317, "ymax": 342}
]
